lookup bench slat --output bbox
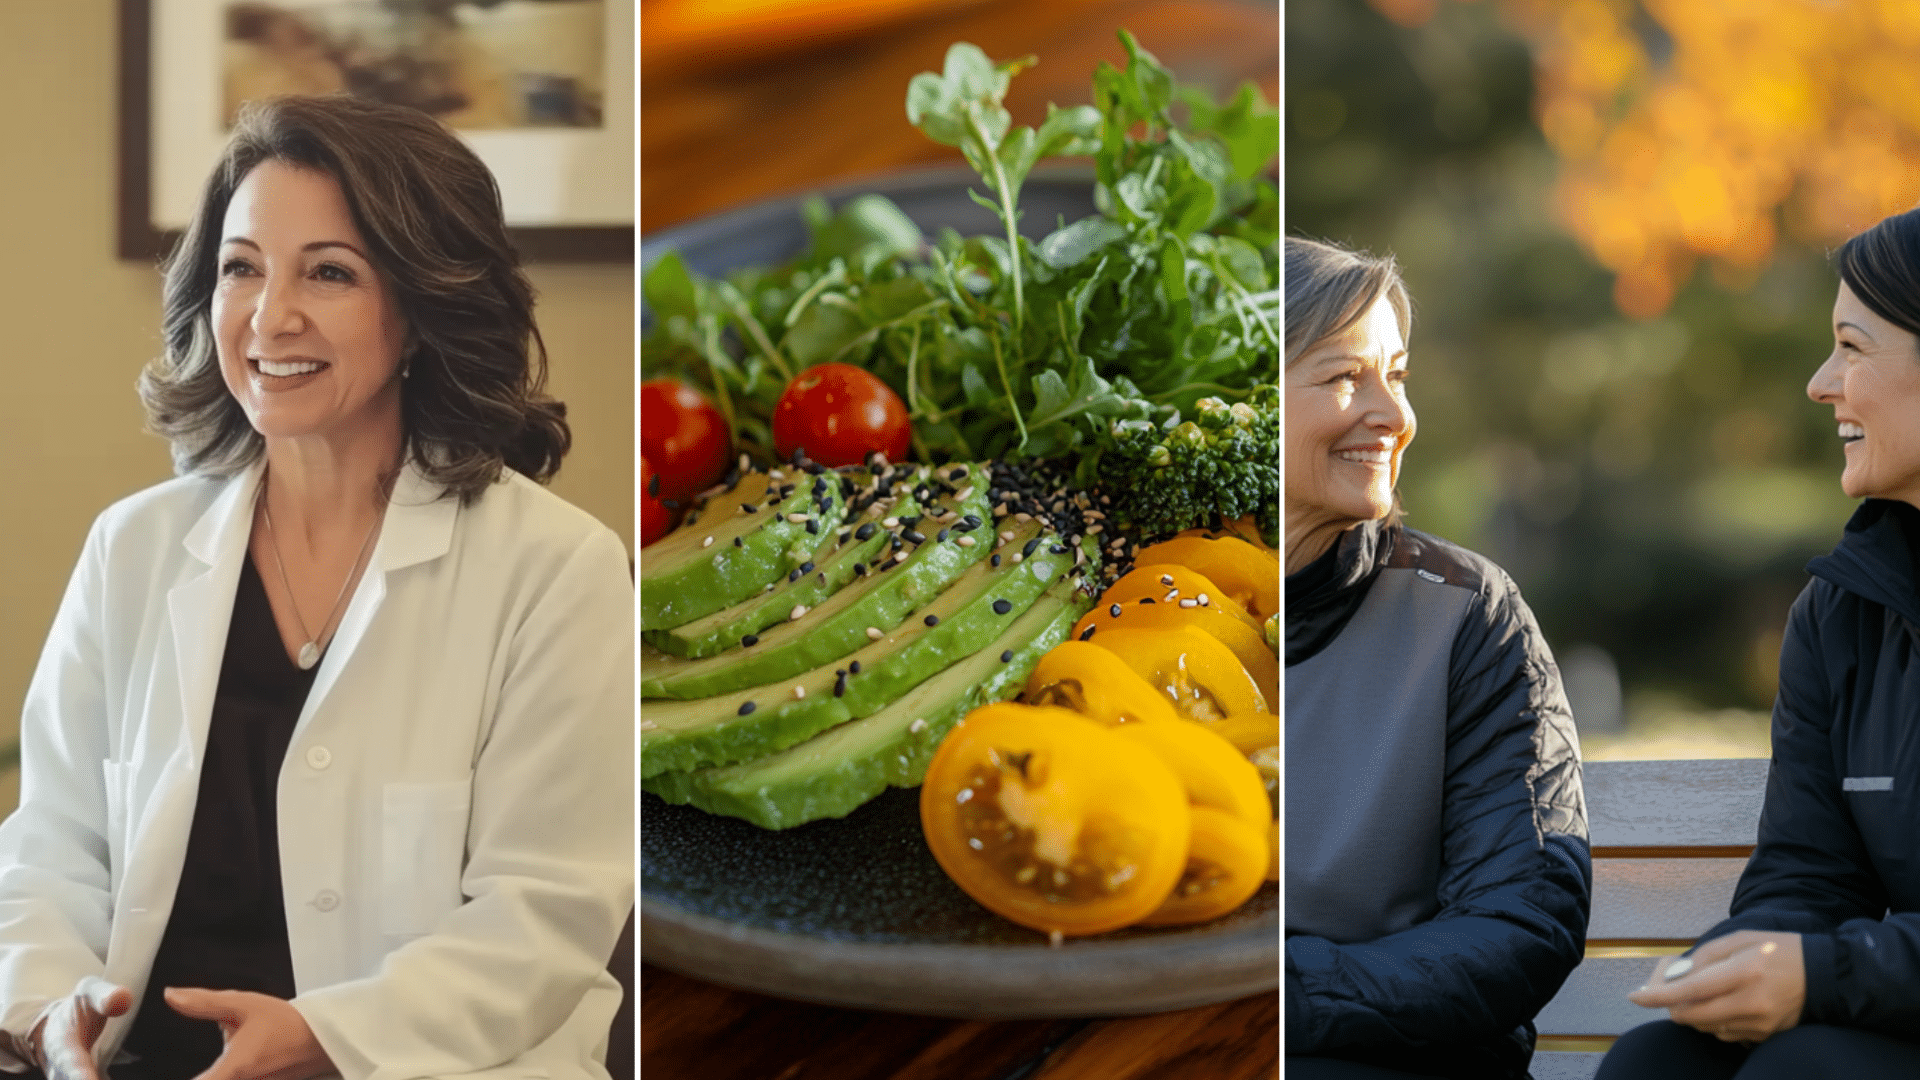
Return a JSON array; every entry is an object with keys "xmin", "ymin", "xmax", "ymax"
[
  {"xmin": 1531, "ymin": 1050, "xmax": 1605, "ymax": 1080},
  {"xmin": 1586, "ymin": 759, "xmax": 1768, "ymax": 849},
  {"xmin": 1588, "ymin": 858, "xmax": 1744, "ymax": 941},
  {"xmin": 1534, "ymin": 957, "xmax": 1667, "ymax": 1037}
]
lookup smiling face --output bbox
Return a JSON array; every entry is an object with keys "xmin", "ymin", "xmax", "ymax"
[
  {"xmin": 1285, "ymin": 294, "xmax": 1415, "ymax": 567},
  {"xmin": 1808, "ymin": 280, "xmax": 1920, "ymax": 506},
  {"xmin": 213, "ymin": 160, "xmax": 408, "ymax": 448}
]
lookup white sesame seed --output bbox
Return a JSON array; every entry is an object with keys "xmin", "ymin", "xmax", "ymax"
[
  {"xmin": 1160, "ymin": 575, "xmax": 1175, "ymax": 586},
  {"xmin": 909, "ymin": 718, "xmax": 928, "ymax": 734},
  {"xmin": 883, "ymin": 517, "xmax": 900, "ymax": 527},
  {"xmin": 792, "ymin": 685, "xmax": 806, "ymax": 699},
  {"xmin": 787, "ymin": 513, "xmax": 810, "ymax": 523},
  {"xmin": 765, "ymin": 583, "xmax": 776, "ymax": 592},
  {"xmin": 1165, "ymin": 588, "xmax": 1180, "ymax": 602},
  {"xmin": 768, "ymin": 469, "xmax": 785, "ymax": 481},
  {"xmin": 1012, "ymin": 552, "xmax": 1024, "ymax": 563},
  {"xmin": 1179, "ymin": 598, "xmax": 1198, "ymax": 608},
  {"xmin": 1085, "ymin": 509, "xmax": 1105, "ymax": 520},
  {"xmin": 867, "ymin": 626, "xmax": 884, "ymax": 640},
  {"xmin": 1198, "ymin": 593, "xmax": 1210, "ymax": 606},
  {"xmin": 1076, "ymin": 547, "xmax": 1087, "ymax": 564},
  {"xmin": 957, "ymin": 536, "xmax": 976, "ymax": 547},
  {"xmin": 1049, "ymin": 929, "xmax": 1064, "ymax": 948},
  {"xmin": 1087, "ymin": 524, "xmax": 1104, "ymax": 535},
  {"xmin": 701, "ymin": 535, "xmax": 715, "ymax": 548},
  {"xmin": 957, "ymin": 486, "xmax": 974, "ymax": 501},
  {"xmin": 1015, "ymin": 865, "xmax": 1037, "ymax": 884},
  {"xmin": 739, "ymin": 453, "xmax": 751, "ymax": 472},
  {"xmin": 789, "ymin": 604, "xmax": 809, "ymax": 621},
  {"xmin": 992, "ymin": 504, "xmax": 1009, "ymax": 517},
  {"xmin": 999, "ymin": 530, "xmax": 1015, "ymax": 543},
  {"xmin": 894, "ymin": 550, "xmax": 909, "ymax": 563},
  {"xmin": 1015, "ymin": 512, "xmax": 1033, "ymax": 522}
]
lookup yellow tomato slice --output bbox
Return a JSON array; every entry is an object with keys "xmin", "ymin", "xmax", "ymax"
[
  {"xmin": 1133, "ymin": 536, "xmax": 1281, "ymax": 622},
  {"xmin": 1109, "ymin": 718, "xmax": 1269, "ymax": 835},
  {"xmin": 1097, "ymin": 565, "xmax": 1262, "ymax": 632},
  {"xmin": 1074, "ymin": 598, "xmax": 1278, "ymax": 710},
  {"xmin": 1136, "ymin": 806, "xmax": 1270, "ymax": 926},
  {"xmin": 1022, "ymin": 642, "xmax": 1182, "ymax": 726},
  {"xmin": 1087, "ymin": 626, "xmax": 1268, "ymax": 719},
  {"xmin": 1196, "ymin": 713, "xmax": 1281, "ymax": 756},
  {"xmin": 920, "ymin": 704, "xmax": 1190, "ymax": 936}
]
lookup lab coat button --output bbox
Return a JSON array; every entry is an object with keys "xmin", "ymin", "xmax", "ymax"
[
  {"xmin": 306, "ymin": 746, "xmax": 331, "ymax": 770},
  {"xmin": 313, "ymin": 889, "xmax": 340, "ymax": 912}
]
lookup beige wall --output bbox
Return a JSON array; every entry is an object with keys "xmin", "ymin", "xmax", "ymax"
[{"xmin": 0, "ymin": 1, "xmax": 634, "ymax": 813}]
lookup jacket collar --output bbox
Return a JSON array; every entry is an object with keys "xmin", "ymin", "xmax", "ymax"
[
  {"xmin": 1285, "ymin": 517, "xmax": 1396, "ymax": 667},
  {"xmin": 1808, "ymin": 498, "xmax": 1920, "ymax": 627},
  {"xmin": 181, "ymin": 457, "xmax": 460, "ymax": 572}
]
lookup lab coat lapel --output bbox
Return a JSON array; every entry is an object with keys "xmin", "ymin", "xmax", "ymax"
[
  {"xmin": 168, "ymin": 464, "xmax": 263, "ymax": 765},
  {"xmin": 297, "ymin": 463, "xmax": 458, "ymax": 723}
]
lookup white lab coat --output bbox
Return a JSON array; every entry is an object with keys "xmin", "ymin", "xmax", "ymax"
[{"xmin": 0, "ymin": 461, "xmax": 634, "ymax": 1080}]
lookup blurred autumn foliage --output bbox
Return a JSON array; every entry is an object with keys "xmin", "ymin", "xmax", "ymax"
[{"xmin": 1373, "ymin": 0, "xmax": 1920, "ymax": 317}]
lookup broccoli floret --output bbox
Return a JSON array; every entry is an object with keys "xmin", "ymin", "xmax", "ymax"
[{"xmin": 1097, "ymin": 385, "xmax": 1278, "ymax": 543}]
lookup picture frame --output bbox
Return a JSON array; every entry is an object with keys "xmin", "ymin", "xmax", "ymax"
[{"xmin": 117, "ymin": 0, "xmax": 634, "ymax": 263}]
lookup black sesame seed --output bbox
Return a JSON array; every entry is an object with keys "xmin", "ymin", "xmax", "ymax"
[
  {"xmin": 788, "ymin": 569, "xmax": 802, "ymax": 583},
  {"xmin": 854, "ymin": 562, "xmax": 868, "ymax": 576},
  {"xmin": 833, "ymin": 672, "xmax": 847, "ymax": 697},
  {"xmin": 742, "ymin": 634, "xmax": 759, "ymax": 647},
  {"xmin": 738, "ymin": 701, "xmax": 757, "ymax": 715},
  {"xmin": 800, "ymin": 561, "xmax": 815, "ymax": 574},
  {"xmin": 648, "ymin": 473, "xmax": 659, "ymax": 497},
  {"xmin": 924, "ymin": 614, "xmax": 940, "ymax": 627},
  {"xmin": 949, "ymin": 466, "xmax": 968, "ymax": 480},
  {"xmin": 992, "ymin": 599, "xmax": 1012, "ymax": 615},
  {"xmin": 662, "ymin": 498, "xmax": 682, "ymax": 510},
  {"xmin": 991, "ymin": 553, "xmax": 1002, "ymax": 567},
  {"xmin": 817, "ymin": 573, "xmax": 827, "ymax": 585},
  {"xmin": 1022, "ymin": 538, "xmax": 1042, "ymax": 557},
  {"xmin": 855, "ymin": 523, "xmax": 876, "ymax": 541},
  {"xmin": 849, "ymin": 661, "xmax": 862, "ymax": 674},
  {"xmin": 1050, "ymin": 545, "xmax": 1069, "ymax": 555},
  {"xmin": 900, "ymin": 515, "xmax": 922, "ymax": 527},
  {"xmin": 743, "ymin": 503, "xmax": 758, "ymax": 514},
  {"xmin": 1140, "ymin": 597, "xmax": 1155, "ymax": 604},
  {"xmin": 1110, "ymin": 603, "xmax": 1123, "ymax": 617},
  {"xmin": 723, "ymin": 466, "xmax": 740, "ymax": 489},
  {"xmin": 963, "ymin": 514, "xmax": 983, "ymax": 528},
  {"xmin": 892, "ymin": 535, "xmax": 904, "ymax": 550},
  {"xmin": 733, "ymin": 536, "xmax": 743, "ymax": 548},
  {"xmin": 936, "ymin": 528, "xmax": 950, "ymax": 543},
  {"xmin": 790, "ymin": 446, "xmax": 806, "ymax": 466},
  {"xmin": 1000, "ymin": 650, "xmax": 1014, "ymax": 663},
  {"xmin": 905, "ymin": 530, "xmax": 926, "ymax": 544},
  {"xmin": 838, "ymin": 530, "xmax": 851, "ymax": 545},
  {"xmin": 1079, "ymin": 624, "xmax": 1097, "ymax": 641},
  {"xmin": 806, "ymin": 520, "xmax": 820, "ymax": 534}
]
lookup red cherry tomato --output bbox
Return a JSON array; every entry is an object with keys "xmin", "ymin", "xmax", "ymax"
[
  {"xmin": 640, "ymin": 379, "xmax": 731, "ymax": 504},
  {"xmin": 772, "ymin": 364, "xmax": 912, "ymax": 467},
  {"xmin": 641, "ymin": 453, "xmax": 675, "ymax": 547}
]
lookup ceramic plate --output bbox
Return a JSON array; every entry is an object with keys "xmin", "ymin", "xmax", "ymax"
[{"xmin": 638, "ymin": 168, "xmax": 1279, "ymax": 1018}]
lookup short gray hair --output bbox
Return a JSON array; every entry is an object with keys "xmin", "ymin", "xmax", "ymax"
[{"xmin": 1285, "ymin": 236, "xmax": 1412, "ymax": 366}]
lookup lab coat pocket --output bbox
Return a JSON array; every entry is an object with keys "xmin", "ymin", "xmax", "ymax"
[
  {"xmin": 100, "ymin": 760, "xmax": 129, "ymax": 888},
  {"xmin": 381, "ymin": 781, "xmax": 472, "ymax": 936}
]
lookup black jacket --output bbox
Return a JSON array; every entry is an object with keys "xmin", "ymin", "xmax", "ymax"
[
  {"xmin": 1698, "ymin": 499, "xmax": 1920, "ymax": 1038},
  {"xmin": 1285, "ymin": 521, "xmax": 1591, "ymax": 1079}
]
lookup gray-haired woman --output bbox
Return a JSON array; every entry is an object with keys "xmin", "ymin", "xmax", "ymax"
[
  {"xmin": 1285, "ymin": 236, "xmax": 1590, "ymax": 1079},
  {"xmin": 0, "ymin": 96, "xmax": 631, "ymax": 1080}
]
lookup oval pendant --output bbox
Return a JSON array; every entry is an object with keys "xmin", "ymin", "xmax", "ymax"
[{"xmin": 297, "ymin": 641, "xmax": 321, "ymax": 670}]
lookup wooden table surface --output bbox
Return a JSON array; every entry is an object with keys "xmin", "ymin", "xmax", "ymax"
[{"xmin": 637, "ymin": 2, "xmax": 1278, "ymax": 1076}]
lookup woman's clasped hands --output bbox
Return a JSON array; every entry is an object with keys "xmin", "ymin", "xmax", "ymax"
[
  {"xmin": 15, "ymin": 979, "xmax": 334, "ymax": 1080},
  {"xmin": 1627, "ymin": 930, "xmax": 1807, "ymax": 1045}
]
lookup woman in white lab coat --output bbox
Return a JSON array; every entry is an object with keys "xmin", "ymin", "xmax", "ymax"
[{"xmin": 0, "ymin": 95, "xmax": 632, "ymax": 1080}]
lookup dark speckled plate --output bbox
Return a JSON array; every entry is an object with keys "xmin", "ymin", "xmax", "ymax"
[{"xmin": 638, "ymin": 170, "xmax": 1278, "ymax": 1018}]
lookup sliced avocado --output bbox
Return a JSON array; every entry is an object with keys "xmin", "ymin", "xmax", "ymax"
[
  {"xmin": 638, "ymin": 519, "xmax": 1070, "ymax": 778},
  {"xmin": 640, "ymin": 481, "xmax": 998, "ymax": 700},
  {"xmin": 644, "ymin": 482, "xmax": 927, "ymax": 659},
  {"xmin": 639, "ymin": 468, "xmax": 848, "ymax": 631},
  {"xmin": 642, "ymin": 572, "xmax": 1093, "ymax": 828}
]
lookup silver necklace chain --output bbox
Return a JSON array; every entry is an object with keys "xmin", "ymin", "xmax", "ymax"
[{"xmin": 258, "ymin": 472, "xmax": 386, "ymax": 670}]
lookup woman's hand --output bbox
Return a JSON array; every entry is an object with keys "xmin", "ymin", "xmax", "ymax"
[
  {"xmin": 14, "ymin": 976, "xmax": 133, "ymax": 1080},
  {"xmin": 164, "ymin": 989, "xmax": 336, "ymax": 1080},
  {"xmin": 1627, "ymin": 931, "xmax": 1806, "ymax": 1043}
]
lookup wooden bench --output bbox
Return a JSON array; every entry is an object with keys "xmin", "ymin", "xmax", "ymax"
[{"xmin": 1529, "ymin": 758, "xmax": 1769, "ymax": 1079}]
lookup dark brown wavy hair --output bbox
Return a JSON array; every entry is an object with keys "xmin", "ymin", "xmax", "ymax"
[{"xmin": 141, "ymin": 94, "xmax": 570, "ymax": 502}]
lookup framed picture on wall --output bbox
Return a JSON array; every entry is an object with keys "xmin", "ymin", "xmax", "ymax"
[{"xmin": 117, "ymin": 0, "xmax": 634, "ymax": 263}]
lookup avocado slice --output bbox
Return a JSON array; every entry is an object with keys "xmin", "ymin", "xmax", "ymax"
[
  {"xmin": 642, "ymin": 572, "xmax": 1093, "ymax": 828},
  {"xmin": 638, "ymin": 518, "xmax": 1067, "ymax": 777},
  {"xmin": 644, "ymin": 482, "xmax": 927, "ymax": 659},
  {"xmin": 640, "ymin": 481, "xmax": 998, "ymax": 700},
  {"xmin": 638, "ymin": 468, "xmax": 848, "ymax": 631}
]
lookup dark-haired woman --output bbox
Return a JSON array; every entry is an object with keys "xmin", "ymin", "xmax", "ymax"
[
  {"xmin": 0, "ymin": 96, "xmax": 631, "ymax": 1080},
  {"xmin": 1284, "ymin": 237, "xmax": 1590, "ymax": 1079},
  {"xmin": 1594, "ymin": 213, "xmax": 1920, "ymax": 1078}
]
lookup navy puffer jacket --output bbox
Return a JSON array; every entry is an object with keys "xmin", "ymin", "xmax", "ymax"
[
  {"xmin": 1695, "ymin": 499, "xmax": 1920, "ymax": 1037},
  {"xmin": 1286, "ymin": 520, "xmax": 1591, "ymax": 1079}
]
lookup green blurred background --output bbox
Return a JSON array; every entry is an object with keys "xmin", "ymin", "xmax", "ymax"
[{"xmin": 1286, "ymin": 0, "xmax": 1881, "ymax": 758}]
